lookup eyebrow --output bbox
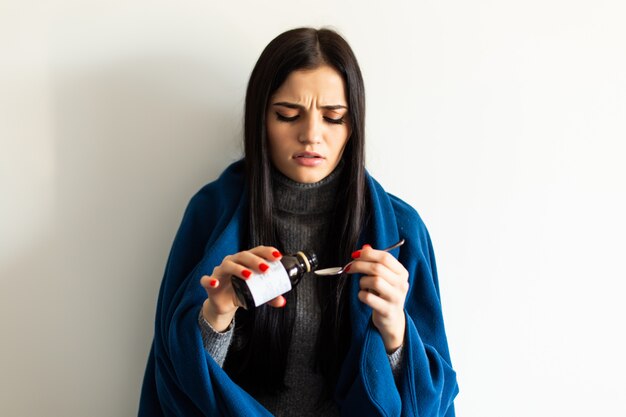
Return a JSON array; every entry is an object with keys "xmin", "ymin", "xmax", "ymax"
[{"xmin": 272, "ymin": 101, "xmax": 348, "ymax": 110}]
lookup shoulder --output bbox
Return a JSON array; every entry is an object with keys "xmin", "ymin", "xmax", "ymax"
[
  {"xmin": 388, "ymin": 193, "xmax": 434, "ymax": 267},
  {"xmin": 388, "ymin": 193, "xmax": 430, "ymax": 242},
  {"xmin": 366, "ymin": 173, "xmax": 430, "ymax": 240},
  {"xmin": 175, "ymin": 160, "xmax": 246, "ymax": 240},
  {"xmin": 365, "ymin": 173, "xmax": 434, "ymax": 261},
  {"xmin": 187, "ymin": 160, "xmax": 246, "ymax": 212}
]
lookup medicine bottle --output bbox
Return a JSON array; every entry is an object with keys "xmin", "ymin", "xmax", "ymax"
[{"xmin": 231, "ymin": 251, "xmax": 318, "ymax": 309}]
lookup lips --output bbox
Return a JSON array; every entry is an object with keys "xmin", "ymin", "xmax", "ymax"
[
  {"xmin": 293, "ymin": 151, "xmax": 324, "ymax": 167},
  {"xmin": 293, "ymin": 151, "xmax": 324, "ymax": 159}
]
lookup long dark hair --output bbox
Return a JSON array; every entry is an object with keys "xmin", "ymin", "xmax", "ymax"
[{"xmin": 224, "ymin": 27, "xmax": 368, "ymax": 401}]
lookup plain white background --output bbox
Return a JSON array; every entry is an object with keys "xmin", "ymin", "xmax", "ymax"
[{"xmin": 1, "ymin": 1, "xmax": 625, "ymax": 416}]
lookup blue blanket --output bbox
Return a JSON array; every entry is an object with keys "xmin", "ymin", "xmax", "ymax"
[{"xmin": 139, "ymin": 161, "xmax": 458, "ymax": 416}]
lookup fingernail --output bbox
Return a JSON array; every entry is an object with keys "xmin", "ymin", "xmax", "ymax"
[
  {"xmin": 351, "ymin": 250, "xmax": 361, "ymax": 259},
  {"xmin": 272, "ymin": 250, "xmax": 282, "ymax": 258},
  {"xmin": 242, "ymin": 269, "xmax": 252, "ymax": 279},
  {"xmin": 209, "ymin": 278, "xmax": 219, "ymax": 288},
  {"xmin": 259, "ymin": 263, "xmax": 269, "ymax": 272},
  {"xmin": 345, "ymin": 264, "xmax": 351, "ymax": 272},
  {"xmin": 280, "ymin": 297, "xmax": 287, "ymax": 307},
  {"xmin": 362, "ymin": 244, "xmax": 372, "ymax": 249}
]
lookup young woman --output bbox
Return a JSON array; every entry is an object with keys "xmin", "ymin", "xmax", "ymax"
[{"xmin": 139, "ymin": 27, "xmax": 458, "ymax": 417}]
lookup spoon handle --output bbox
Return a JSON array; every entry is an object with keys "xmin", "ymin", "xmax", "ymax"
[
  {"xmin": 380, "ymin": 238, "xmax": 405, "ymax": 252},
  {"xmin": 343, "ymin": 238, "xmax": 405, "ymax": 270},
  {"xmin": 313, "ymin": 239, "xmax": 406, "ymax": 276},
  {"xmin": 348, "ymin": 239, "xmax": 405, "ymax": 266}
]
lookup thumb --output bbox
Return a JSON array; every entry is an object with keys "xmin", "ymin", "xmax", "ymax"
[{"xmin": 267, "ymin": 295, "xmax": 287, "ymax": 308}]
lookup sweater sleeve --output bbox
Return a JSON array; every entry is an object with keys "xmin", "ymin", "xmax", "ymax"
[
  {"xmin": 197, "ymin": 309, "xmax": 235, "ymax": 367},
  {"xmin": 387, "ymin": 344, "xmax": 405, "ymax": 381}
]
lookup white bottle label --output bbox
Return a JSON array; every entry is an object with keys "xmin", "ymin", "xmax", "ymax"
[{"xmin": 245, "ymin": 260, "xmax": 292, "ymax": 307}]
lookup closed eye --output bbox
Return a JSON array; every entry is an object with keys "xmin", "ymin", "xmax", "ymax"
[
  {"xmin": 276, "ymin": 113, "xmax": 299, "ymax": 122},
  {"xmin": 275, "ymin": 112, "xmax": 345, "ymax": 125},
  {"xmin": 324, "ymin": 117, "xmax": 345, "ymax": 125}
]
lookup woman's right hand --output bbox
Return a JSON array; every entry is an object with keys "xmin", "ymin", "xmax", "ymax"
[{"xmin": 199, "ymin": 246, "xmax": 286, "ymax": 332}]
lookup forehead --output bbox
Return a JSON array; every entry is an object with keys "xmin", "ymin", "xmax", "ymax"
[{"xmin": 272, "ymin": 65, "xmax": 347, "ymax": 104}]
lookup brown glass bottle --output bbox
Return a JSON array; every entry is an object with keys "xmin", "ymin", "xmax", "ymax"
[{"xmin": 230, "ymin": 251, "xmax": 318, "ymax": 309}]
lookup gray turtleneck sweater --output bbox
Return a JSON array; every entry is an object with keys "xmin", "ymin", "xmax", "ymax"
[{"xmin": 198, "ymin": 166, "xmax": 404, "ymax": 416}]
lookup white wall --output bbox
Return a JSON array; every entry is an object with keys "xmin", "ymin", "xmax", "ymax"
[{"xmin": 1, "ymin": 1, "xmax": 625, "ymax": 416}]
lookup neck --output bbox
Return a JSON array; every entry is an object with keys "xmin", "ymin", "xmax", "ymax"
[{"xmin": 271, "ymin": 162, "xmax": 344, "ymax": 216}]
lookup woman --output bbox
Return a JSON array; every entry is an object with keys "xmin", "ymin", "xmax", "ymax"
[{"xmin": 139, "ymin": 27, "xmax": 458, "ymax": 417}]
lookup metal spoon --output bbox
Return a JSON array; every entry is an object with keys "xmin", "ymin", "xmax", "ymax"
[{"xmin": 314, "ymin": 239, "xmax": 406, "ymax": 276}]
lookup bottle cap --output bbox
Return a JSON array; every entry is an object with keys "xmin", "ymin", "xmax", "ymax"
[{"xmin": 296, "ymin": 251, "xmax": 318, "ymax": 272}]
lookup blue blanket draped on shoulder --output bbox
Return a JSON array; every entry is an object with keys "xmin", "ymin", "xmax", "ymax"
[{"xmin": 138, "ymin": 160, "xmax": 459, "ymax": 416}]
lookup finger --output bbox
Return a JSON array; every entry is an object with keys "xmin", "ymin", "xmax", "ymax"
[
  {"xmin": 200, "ymin": 274, "xmax": 220, "ymax": 290},
  {"xmin": 357, "ymin": 288, "xmax": 392, "ymax": 316},
  {"xmin": 226, "ymin": 251, "xmax": 275, "ymax": 274},
  {"xmin": 248, "ymin": 246, "xmax": 283, "ymax": 262},
  {"xmin": 200, "ymin": 275, "xmax": 239, "ymax": 314},
  {"xmin": 359, "ymin": 275, "xmax": 405, "ymax": 304},
  {"xmin": 267, "ymin": 295, "xmax": 287, "ymax": 308},
  {"xmin": 352, "ymin": 247, "xmax": 405, "ymax": 275},
  {"xmin": 213, "ymin": 246, "xmax": 283, "ymax": 279},
  {"xmin": 214, "ymin": 259, "xmax": 255, "ymax": 280},
  {"xmin": 346, "ymin": 260, "xmax": 403, "ymax": 287}
]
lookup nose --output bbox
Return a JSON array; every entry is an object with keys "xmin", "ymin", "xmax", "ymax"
[{"xmin": 298, "ymin": 114, "xmax": 322, "ymax": 144}]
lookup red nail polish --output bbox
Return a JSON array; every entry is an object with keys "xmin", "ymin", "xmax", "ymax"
[
  {"xmin": 259, "ymin": 263, "xmax": 269, "ymax": 272},
  {"xmin": 351, "ymin": 250, "xmax": 361, "ymax": 259},
  {"xmin": 242, "ymin": 269, "xmax": 252, "ymax": 279},
  {"xmin": 209, "ymin": 278, "xmax": 219, "ymax": 288},
  {"xmin": 345, "ymin": 264, "xmax": 351, "ymax": 272},
  {"xmin": 272, "ymin": 250, "xmax": 282, "ymax": 258}
]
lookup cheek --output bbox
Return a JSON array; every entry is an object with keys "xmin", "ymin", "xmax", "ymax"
[
  {"xmin": 266, "ymin": 118, "xmax": 288, "ymax": 143},
  {"xmin": 332, "ymin": 131, "xmax": 351, "ymax": 159},
  {"xmin": 266, "ymin": 131, "xmax": 289, "ymax": 163}
]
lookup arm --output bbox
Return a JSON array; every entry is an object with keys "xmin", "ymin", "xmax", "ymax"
[
  {"xmin": 197, "ymin": 308, "xmax": 235, "ymax": 367},
  {"xmin": 347, "ymin": 244, "xmax": 408, "ymax": 381},
  {"xmin": 335, "ymin": 191, "xmax": 458, "ymax": 417},
  {"xmin": 139, "ymin": 162, "xmax": 276, "ymax": 416},
  {"xmin": 348, "ymin": 244, "xmax": 409, "ymax": 353}
]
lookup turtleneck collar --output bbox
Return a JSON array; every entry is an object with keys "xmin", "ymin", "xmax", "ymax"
[{"xmin": 271, "ymin": 161, "xmax": 344, "ymax": 215}]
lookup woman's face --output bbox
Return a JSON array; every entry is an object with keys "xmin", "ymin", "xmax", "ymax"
[{"xmin": 266, "ymin": 65, "xmax": 351, "ymax": 184}]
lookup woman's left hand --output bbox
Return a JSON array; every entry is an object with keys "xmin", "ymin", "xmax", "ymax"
[{"xmin": 346, "ymin": 244, "xmax": 409, "ymax": 353}]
